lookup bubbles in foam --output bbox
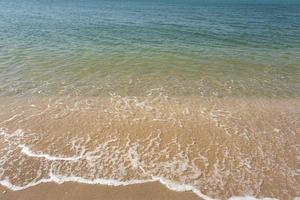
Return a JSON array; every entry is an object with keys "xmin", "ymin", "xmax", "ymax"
[
  {"xmin": 18, "ymin": 144, "xmax": 86, "ymax": 161},
  {"xmin": 0, "ymin": 96, "xmax": 299, "ymax": 200},
  {"xmin": 0, "ymin": 128, "xmax": 212, "ymax": 199}
]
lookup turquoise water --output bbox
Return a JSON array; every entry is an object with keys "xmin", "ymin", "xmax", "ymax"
[
  {"xmin": 0, "ymin": 0, "xmax": 300, "ymax": 97},
  {"xmin": 0, "ymin": 1, "xmax": 300, "ymax": 199}
]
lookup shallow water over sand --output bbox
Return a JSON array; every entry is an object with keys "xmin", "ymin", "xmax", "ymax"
[
  {"xmin": 0, "ymin": 0, "xmax": 300, "ymax": 199},
  {"xmin": 0, "ymin": 95, "xmax": 299, "ymax": 199}
]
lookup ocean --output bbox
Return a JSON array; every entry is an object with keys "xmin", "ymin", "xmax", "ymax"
[{"xmin": 0, "ymin": 0, "xmax": 299, "ymax": 199}]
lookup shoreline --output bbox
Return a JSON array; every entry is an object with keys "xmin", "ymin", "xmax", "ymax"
[
  {"xmin": 0, "ymin": 181, "xmax": 287, "ymax": 200},
  {"xmin": 0, "ymin": 96, "xmax": 299, "ymax": 199},
  {"xmin": 0, "ymin": 181, "xmax": 201, "ymax": 200}
]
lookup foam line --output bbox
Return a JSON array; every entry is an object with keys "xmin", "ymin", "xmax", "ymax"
[
  {"xmin": 0, "ymin": 174, "xmax": 153, "ymax": 191},
  {"xmin": 0, "ymin": 175, "xmax": 282, "ymax": 200},
  {"xmin": 152, "ymin": 176, "xmax": 216, "ymax": 200},
  {"xmin": 0, "ymin": 128, "xmax": 292, "ymax": 200},
  {"xmin": 18, "ymin": 144, "xmax": 85, "ymax": 161}
]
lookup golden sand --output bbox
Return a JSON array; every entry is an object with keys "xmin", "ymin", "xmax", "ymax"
[
  {"xmin": 0, "ymin": 96, "xmax": 299, "ymax": 199},
  {"xmin": 0, "ymin": 182, "xmax": 200, "ymax": 200}
]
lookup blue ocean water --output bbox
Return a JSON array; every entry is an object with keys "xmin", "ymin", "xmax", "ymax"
[
  {"xmin": 0, "ymin": 1, "xmax": 300, "ymax": 199},
  {"xmin": 0, "ymin": 0, "xmax": 300, "ymax": 97}
]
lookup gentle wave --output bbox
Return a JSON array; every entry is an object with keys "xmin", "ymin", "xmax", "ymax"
[
  {"xmin": 0, "ymin": 173, "xmax": 282, "ymax": 200},
  {"xmin": 0, "ymin": 128, "xmax": 291, "ymax": 200}
]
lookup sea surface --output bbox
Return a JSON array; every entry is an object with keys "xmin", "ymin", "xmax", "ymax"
[{"xmin": 0, "ymin": 0, "xmax": 299, "ymax": 199}]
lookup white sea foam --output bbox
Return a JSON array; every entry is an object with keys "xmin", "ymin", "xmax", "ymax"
[
  {"xmin": 0, "ymin": 174, "xmax": 152, "ymax": 191},
  {"xmin": 128, "ymin": 146, "xmax": 140, "ymax": 169},
  {"xmin": 0, "ymin": 174, "xmax": 281, "ymax": 200},
  {"xmin": 0, "ymin": 127, "xmax": 297, "ymax": 200},
  {"xmin": 152, "ymin": 176, "xmax": 216, "ymax": 200},
  {"xmin": 228, "ymin": 197, "xmax": 278, "ymax": 200},
  {"xmin": 18, "ymin": 144, "xmax": 85, "ymax": 161},
  {"xmin": 0, "ymin": 128, "xmax": 25, "ymax": 138}
]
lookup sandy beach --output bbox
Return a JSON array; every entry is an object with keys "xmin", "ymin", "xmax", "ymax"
[
  {"xmin": 0, "ymin": 96, "xmax": 299, "ymax": 199},
  {"xmin": 0, "ymin": 182, "xmax": 200, "ymax": 200},
  {"xmin": 0, "ymin": 0, "xmax": 299, "ymax": 199}
]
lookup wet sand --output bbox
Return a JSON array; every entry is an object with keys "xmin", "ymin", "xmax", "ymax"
[
  {"xmin": 0, "ymin": 96, "xmax": 299, "ymax": 199},
  {"xmin": 0, "ymin": 182, "xmax": 200, "ymax": 200}
]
